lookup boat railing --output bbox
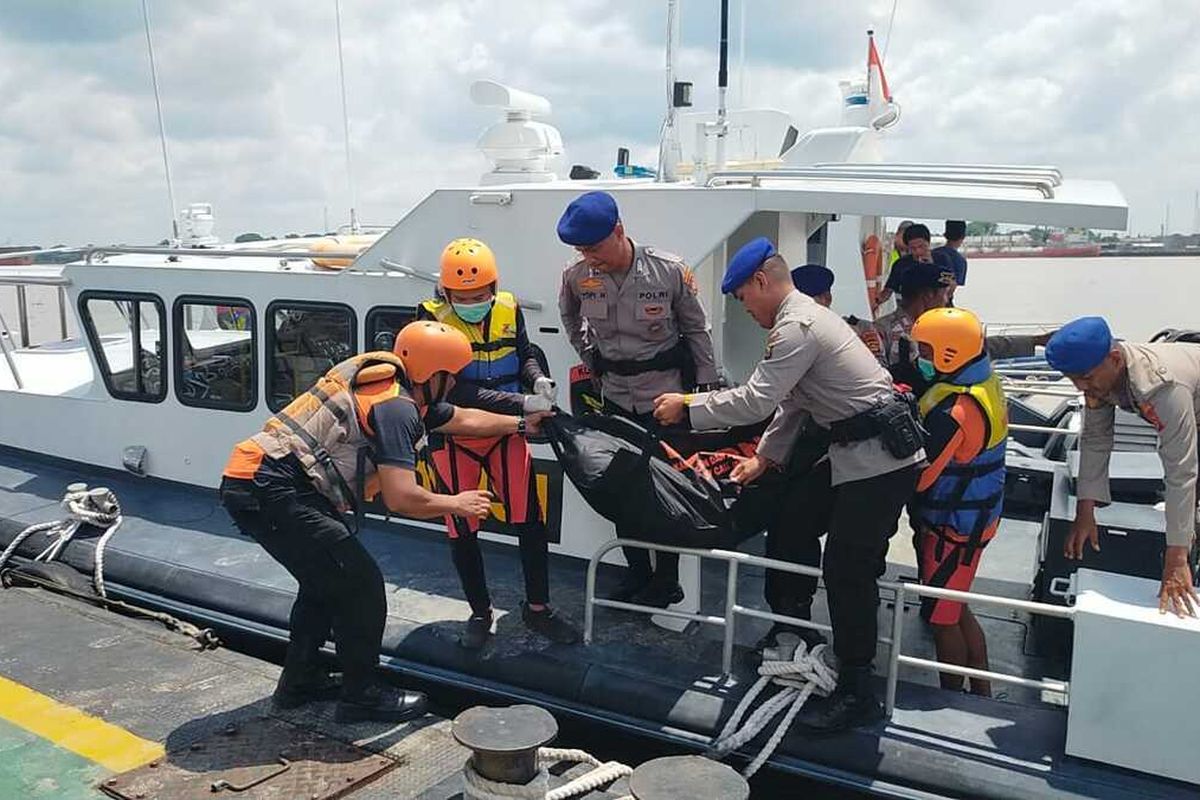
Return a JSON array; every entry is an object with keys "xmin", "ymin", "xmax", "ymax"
[
  {"xmin": 82, "ymin": 245, "xmax": 365, "ymax": 264},
  {"xmin": 704, "ymin": 168, "xmax": 1058, "ymax": 198},
  {"xmin": 583, "ymin": 538, "xmax": 1073, "ymax": 716},
  {"xmin": 810, "ymin": 162, "xmax": 1065, "ymax": 185}
]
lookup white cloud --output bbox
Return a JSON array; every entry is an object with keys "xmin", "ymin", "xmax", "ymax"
[{"xmin": 0, "ymin": 0, "xmax": 1194, "ymax": 245}]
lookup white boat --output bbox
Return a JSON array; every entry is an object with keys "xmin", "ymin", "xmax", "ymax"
[{"xmin": 1, "ymin": 10, "xmax": 1195, "ymax": 798}]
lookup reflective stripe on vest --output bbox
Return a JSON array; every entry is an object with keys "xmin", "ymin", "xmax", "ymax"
[
  {"xmin": 250, "ymin": 351, "xmax": 412, "ymax": 511},
  {"xmin": 420, "ymin": 291, "xmax": 520, "ymax": 391},
  {"xmin": 912, "ymin": 362, "xmax": 1008, "ymax": 547}
]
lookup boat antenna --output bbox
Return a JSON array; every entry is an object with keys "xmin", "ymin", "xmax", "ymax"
[
  {"xmin": 882, "ymin": 0, "xmax": 899, "ymax": 62},
  {"xmin": 140, "ymin": 0, "xmax": 179, "ymax": 245},
  {"xmin": 334, "ymin": 0, "xmax": 360, "ymax": 234},
  {"xmin": 657, "ymin": 0, "xmax": 682, "ymax": 182},
  {"xmin": 737, "ymin": 0, "xmax": 747, "ymax": 107},
  {"xmin": 715, "ymin": 0, "xmax": 729, "ymax": 169}
]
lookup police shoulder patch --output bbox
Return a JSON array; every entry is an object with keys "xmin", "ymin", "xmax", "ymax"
[
  {"xmin": 681, "ymin": 267, "xmax": 698, "ymax": 296},
  {"xmin": 645, "ymin": 247, "xmax": 684, "ymax": 264}
]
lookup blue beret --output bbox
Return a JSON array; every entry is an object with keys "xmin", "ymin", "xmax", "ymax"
[
  {"xmin": 1046, "ymin": 316, "xmax": 1113, "ymax": 375},
  {"xmin": 722, "ymin": 237, "xmax": 777, "ymax": 294},
  {"xmin": 557, "ymin": 191, "xmax": 619, "ymax": 246},
  {"xmin": 791, "ymin": 264, "xmax": 834, "ymax": 296},
  {"xmin": 899, "ymin": 259, "xmax": 954, "ymax": 294}
]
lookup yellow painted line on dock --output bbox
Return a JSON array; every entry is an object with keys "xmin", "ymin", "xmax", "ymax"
[{"xmin": 0, "ymin": 674, "xmax": 164, "ymax": 772}]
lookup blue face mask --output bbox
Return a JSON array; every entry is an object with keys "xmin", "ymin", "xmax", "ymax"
[
  {"xmin": 917, "ymin": 357, "xmax": 937, "ymax": 382},
  {"xmin": 452, "ymin": 299, "xmax": 493, "ymax": 324}
]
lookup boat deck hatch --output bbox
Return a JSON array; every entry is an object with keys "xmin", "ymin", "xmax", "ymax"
[{"xmin": 99, "ymin": 716, "xmax": 397, "ymax": 800}]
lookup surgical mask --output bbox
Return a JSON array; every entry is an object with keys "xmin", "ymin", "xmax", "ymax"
[
  {"xmin": 917, "ymin": 357, "xmax": 937, "ymax": 382},
  {"xmin": 452, "ymin": 299, "xmax": 493, "ymax": 324}
]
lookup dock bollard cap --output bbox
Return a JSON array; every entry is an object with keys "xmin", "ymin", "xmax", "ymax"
[{"xmin": 629, "ymin": 755, "xmax": 749, "ymax": 800}]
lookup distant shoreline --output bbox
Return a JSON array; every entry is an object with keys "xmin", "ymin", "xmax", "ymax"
[{"xmin": 966, "ymin": 249, "xmax": 1200, "ymax": 259}]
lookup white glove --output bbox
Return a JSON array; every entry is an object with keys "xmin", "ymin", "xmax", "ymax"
[
  {"xmin": 533, "ymin": 376, "xmax": 557, "ymax": 404},
  {"xmin": 523, "ymin": 393, "xmax": 553, "ymax": 414}
]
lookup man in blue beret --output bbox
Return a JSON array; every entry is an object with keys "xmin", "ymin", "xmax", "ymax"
[
  {"xmin": 865, "ymin": 259, "xmax": 955, "ymax": 390},
  {"xmin": 653, "ymin": 237, "xmax": 925, "ymax": 731},
  {"xmin": 557, "ymin": 190, "xmax": 718, "ymax": 609},
  {"xmin": 1047, "ymin": 317, "xmax": 1200, "ymax": 617},
  {"xmin": 791, "ymin": 263, "xmax": 835, "ymax": 307}
]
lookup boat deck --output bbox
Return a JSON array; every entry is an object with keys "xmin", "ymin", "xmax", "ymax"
[{"xmin": 1, "ymin": 444, "xmax": 1195, "ymax": 799}]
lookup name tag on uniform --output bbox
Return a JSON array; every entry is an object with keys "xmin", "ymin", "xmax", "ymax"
[{"xmin": 581, "ymin": 292, "xmax": 608, "ymax": 320}]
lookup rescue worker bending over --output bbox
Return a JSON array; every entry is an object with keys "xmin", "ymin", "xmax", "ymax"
[
  {"xmin": 909, "ymin": 308, "xmax": 1008, "ymax": 696},
  {"xmin": 653, "ymin": 238, "xmax": 924, "ymax": 732},
  {"xmin": 557, "ymin": 190, "xmax": 719, "ymax": 608},
  {"xmin": 1046, "ymin": 317, "xmax": 1200, "ymax": 617},
  {"xmin": 219, "ymin": 323, "xmax": 547, "ymax": 723},
  {"xmin": 416, "ymin": 238, "xmax": 579, "ymax": 650}
]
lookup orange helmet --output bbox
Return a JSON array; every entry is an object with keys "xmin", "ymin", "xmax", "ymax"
[
  {"xmin": 912, "ymin": 307, "xmax": 984, "ymax": 375},
  {"xmin": 393, "ymin": 321, "xmax": 473, "ymax": 382},
  {"xmin": 440, "ymin": 238, "xmax": 498, "ymax": 291}
]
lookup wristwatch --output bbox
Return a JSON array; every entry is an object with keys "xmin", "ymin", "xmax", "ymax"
[{"xmin": 516, "ymin": 417, "xmax": 527, "ymax": 437}]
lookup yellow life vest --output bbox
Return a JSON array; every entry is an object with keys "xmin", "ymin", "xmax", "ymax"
[
  {"xmin": 918, "ymin": 372, "xmax": 1008, "ymax": 449},
  {"xmin": 420, "ymin": 291, "xmax": 521, "ymax": 391}
]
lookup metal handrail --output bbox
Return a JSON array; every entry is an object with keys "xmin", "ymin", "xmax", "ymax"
[
  {"xmin": 0, "ymin": 274, "xmax": 70, "ymax": 287},
  {"xmin": 705, "ymin": 168, "xmax": 1056, "ymax": 198},
  {"xmin": 584, "ymin": 538, "xmax": 1073, "ymax": 713},
  {"xmin": 812, "ymin": 162, "xmax": 1064, "ymax": 183},
  {"xmin": 83, "ymin": 245, "xmax": 364, "ymax": 264},
  {"xmin": 809, "ymin": 163, "xmax": 1064, "ymax": 187},
  {"xmin": 0, "ymin": 308, "xmax": 24, "ymax": 389}
]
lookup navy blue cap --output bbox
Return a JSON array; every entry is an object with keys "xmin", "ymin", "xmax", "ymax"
[
  {"xmin": 721, "ymin": 237, "xmax": 777, "ymax": 294},
  {"xmin": 899, "ymin": 259, "xmax": 954, "ymax": 294},
  {"xmin": 791, "ymin": 263, "xmax": 834, "ymax": 296},
  {"xmin": 557, "ymin": 191, "xmax": 619, "ymax": 246},
  {"xmin": 1046, "ymin": 317, "xmax": 1113, "ymax": 375}
]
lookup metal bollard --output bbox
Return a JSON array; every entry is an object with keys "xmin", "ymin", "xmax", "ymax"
[
  {"xmin": 629, "ymin": 755, "xmax": 749, "ymax": 800},
  {"xmin": 452, "ymin": 704, "xmax": 558, "ymax": 785}
]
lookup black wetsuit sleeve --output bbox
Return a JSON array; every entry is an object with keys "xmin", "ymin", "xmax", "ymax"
[{"xmin": 446, "ymin": 381, "xmax": 525, "ymax": 415}]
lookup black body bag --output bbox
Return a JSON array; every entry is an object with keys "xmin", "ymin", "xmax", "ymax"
[{"xmin": 542, "ymin": 412, "xmax": 746, "ymax": 550}]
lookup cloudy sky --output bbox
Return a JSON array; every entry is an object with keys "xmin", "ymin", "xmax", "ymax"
[{"xmin": 0, "ymin": 0, "xmax": 1195, "ymax": 246}]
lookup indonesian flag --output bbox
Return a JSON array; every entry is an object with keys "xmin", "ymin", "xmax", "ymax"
[{"xmin": 867, "ymin": 32, "xmax": 892, "ymax": 117}]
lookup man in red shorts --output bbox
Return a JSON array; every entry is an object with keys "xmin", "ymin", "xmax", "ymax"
[
  {"xmin": 909, "ymin": 307, "xmax": 1008, "ymax": 696},
  {"xmin": 417, "ymin": 237, "xmax": 579, "ymax": 650}
]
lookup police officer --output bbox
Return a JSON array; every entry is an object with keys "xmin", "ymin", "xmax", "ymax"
[
  {"xmin": 867, "ymin": 259, "xmax": 955, "ymax": 389},
  {"xmin": 1047, "ymin": 317, "xmax": 1200, "ymax": 617},
  {"xmin": 653, "ymin": 238, "xmax": 924, "ymax": 731},
  {"xmin": 219, "ymin": 323, "xmax": 550, "ymax": 722},
  {"xmin": 791, "ymin": 263, "xmax": 835, "ymax": 308},
  {"xmin": 557, "ymin": 190, "xmax": 719, "ymax": 607}
]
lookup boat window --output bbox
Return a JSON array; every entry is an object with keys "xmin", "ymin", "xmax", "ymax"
[
  {"xmin": 365, "ymin": 305, "xmax": 417, "ymax": 353},
  {"xmin": 174, "ymin": 297, "xmax": 257, "ymax": 411},
  {"xmin": 266, "ymin": 301, "xmax": 357, "ymax": 412},
  {"xmin": 79, "ymin": 292, "xmax": 167, "ymax": 403}
]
